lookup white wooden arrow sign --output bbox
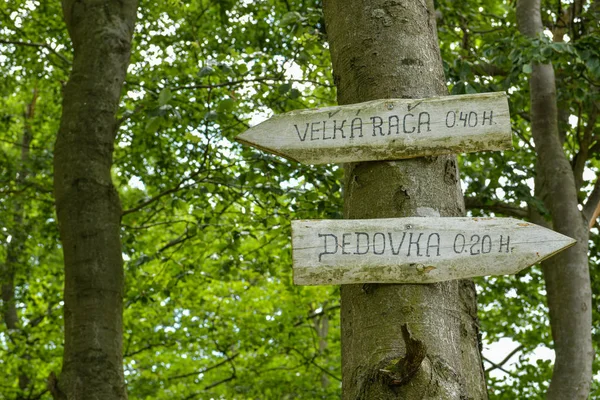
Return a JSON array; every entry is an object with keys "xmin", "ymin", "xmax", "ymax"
[
  {"xmin": 292, "ymin": 217, "xmax": 575, "ymax": 285},
  {"xmin": 236, "ymin": 92, "xmax": 512, "ymax": 164}
]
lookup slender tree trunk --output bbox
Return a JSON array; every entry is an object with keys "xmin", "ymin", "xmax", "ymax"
[
  {"xmin": 313, "ymin": 302, "xmax": 330, "ymax": 388},
  {"xmin": 51, "ymin": 1, "xmax": 137, "ymax": 398},
  {"xmin": 516, "ymin": 1, "xmax": 593, "ymax": 398},
  {"xmin": 322, "ymin": 1, "xmax": 487, "ymax": 398}
]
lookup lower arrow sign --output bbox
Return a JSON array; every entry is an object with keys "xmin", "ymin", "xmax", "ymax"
[{"xmin": 291, "ymin": 217, "xmax": 576, "ymax": 285}]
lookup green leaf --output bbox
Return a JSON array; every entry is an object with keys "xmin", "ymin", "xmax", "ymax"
[
  {"xmin": 522, "ymin": 64, "xmax": 532, "ymax": 74},
  {"xmin": 145, "ymin": 117, "xmax": 161, "ymax": 133},
  {"xmin": 198, "ymin": 66, "xmax": 215, "ymax": 77},
  {"xmin": 281, "ymin": 11, "xmax": 302, "ymax": 26},
  {"xmin": 465, "ymin": 83, "xmax": 478, "ymax": 94},
  {"xmin": 185, "ymin": 132, "xmax": 201, "ymax": 143},
  {"xmin": 290, "ymin": 88, "xmax": 301, "ymax": 99},
  {"xmin": 217, "ymin": 98, "xmax": 235, "ymax": 113},
  {"xmin": 237, "ymin": 63, "xmax": 248, "ymax": 75},
  {"xmin": 278, "ymin": 83, "xmax": 291, "ymax": 94},
  {"xmin": 217, "ymin": 63, "xmax": 233, "ymax": 75},
  {"xmin": 297, "ymin": 51, "xmax": 310, "ymax": 65},
  {"xmin": 587, "ymin": 58, "xmax": 600, "ymax": 78},
  {"xmin": 158, "ymin": 88, "xmax": 172, "ymax": 106},
  {"xmin": 575, "ymin": 87, "xmax": 586, "ymax": 101},
  {"xmin": 541, "ymin": 46, "xmax": 553, "ymax": 58},
  {"xmin": 204, "ymin": 110, "xmax": 218, "ymax": 121},
  {"xmin": 459, "ymin": 62, "xmax": 471, "ymax": 80}
]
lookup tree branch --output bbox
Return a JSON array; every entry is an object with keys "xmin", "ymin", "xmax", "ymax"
[
  {"xmin": 482, "ymin": 356, "xmax": 519, "ymax": 378},
  {"xmin": 123, "ymin": 341, "xmax": 177, "ymax": 358},
  {"xmin": 294, "ymin": 304, "xmax": 340, "ymax": 327},
  {"xmin": 0, "ymin": 39, "xmax": 71, "ymax": 65},
  {"xmin": 289, "ymin": 348, "xmax": 341, "ymax": 382},
  {"xmin": 168, "ymin": 354, "xmax": 239, "ymax": 381},
  {"xmin": 472, "ymin": 62, "xmax": 509, "ymax": 77},
  {"xmin": 513, "ymin": 128, "xmax": 535, "ymax": 151},
  {"xmin": 583, "ymin": 177, "xmax": 600, "ymax": 227},
  {"xmin": 572, "ymin": 102, "xmax": 598, "ymax": 191},
  {"xmin": 203, "ymin": 374, "xmax": 236, "ymax": 391},
  {"xmin": 169, "ymin": 77, "xmax": 333, "ymax": 92},
  {"xmin": 121, "ymin": 167, "xmax": 208, "ymax": 217},
  {"xmin": 464, "ymin": 197, "xmax": 529, "ymax": 218},
  {"xmin": 484, "ymin": 345, "xmax": 523, "ymax": 374}
]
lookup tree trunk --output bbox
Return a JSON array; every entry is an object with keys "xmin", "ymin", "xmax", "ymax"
[
  {"xmin": 516, "ymin": 1, "xmax": 593, "ymax": 398},
  {"xmin": 52, "ymin": 1, "xmax": 137, "ymax": 398},
  {"xmin": 322, "ymin": 0, "xmax": 487, "ymax": 398}
]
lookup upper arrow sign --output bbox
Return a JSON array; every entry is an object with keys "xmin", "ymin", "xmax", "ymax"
[
  {"xmin": 292, "ymin": 217, "xmax": 575, "ymax": 285},
  {"xmin": 236, "ymin": 92, "xmax": 512, "ymax": 164}
]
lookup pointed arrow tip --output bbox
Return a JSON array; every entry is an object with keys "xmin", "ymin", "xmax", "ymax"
[
  {"xmin": 534, "ymin": 230, "xmax": 577, "ymax": 265},
  {"xmin": 552, "ymin": 230, "xmax": 577, "ymax": 249},
  {"xmin": 235, "ymin": 130, "xmax": 302, "ymax": 164}
]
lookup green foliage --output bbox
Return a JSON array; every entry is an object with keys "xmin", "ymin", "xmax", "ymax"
[{"xmin": 1, "ymin": 0, "xmax": 599, "ymax": 398}]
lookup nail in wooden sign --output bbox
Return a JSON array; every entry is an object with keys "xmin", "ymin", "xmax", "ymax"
[
  {"xmin": 236, "ymin": 92, "xmax": 512, "ymax": 164},
  {"xmin": 292, "ymin": 217, "xmax": 576, "ymax": 285}
]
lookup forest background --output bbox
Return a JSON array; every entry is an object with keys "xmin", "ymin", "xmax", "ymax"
[{"xmin": 0, "ymin": 0, "xmax": 599, "ymax": 398}]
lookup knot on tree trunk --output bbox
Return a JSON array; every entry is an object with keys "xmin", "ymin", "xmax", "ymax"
[{"xmin": 379, "ymin": 324, "xmax": 427, "ymax": 387}]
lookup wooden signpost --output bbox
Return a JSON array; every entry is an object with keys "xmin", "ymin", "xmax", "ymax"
[
  {"xmin": 292, "ymin": 218, "xmax": 576, "ymax": 285},
  {"xmin": 236, "ymin": 91, "xmax": 576, "ymax": 286},
  {"xmin": 236, "ymin": 92, "xmax": 512, "ymax": 165}
]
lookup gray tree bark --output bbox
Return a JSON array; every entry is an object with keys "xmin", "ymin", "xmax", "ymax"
[
  {"xmin": 51, "ymin": 1, "xmax": 137, "ymax": 398},
  {"xmin": 322, "ymin": 0, "xmax": 487, "ymax": 398},
  {"xmin": 516, "ymin": 1, "xmax": 593, "ymax": 398}
]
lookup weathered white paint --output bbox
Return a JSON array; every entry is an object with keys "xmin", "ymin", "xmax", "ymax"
[
  {"xmin": 292, "ymin": 217, "xmax": 576, "ymax": 285},
  {"xmin": 236, "ymin": 92, "xmax": 512, "ymax": 164}
]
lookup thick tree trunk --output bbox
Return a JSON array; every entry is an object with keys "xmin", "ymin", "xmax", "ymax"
[
  {"xmin": 516, "ymin": 1, "xmax": 593, "ymax": 398},
  {"xmin": 322, "ymin": 0, "xmax": 487, "ymax": 398},
  {"xmin": 52, "ymin": 1, "xmax": 137, "ymax": 399}
]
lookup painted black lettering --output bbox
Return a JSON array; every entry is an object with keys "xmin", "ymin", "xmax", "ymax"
[
  {"xmin": 322, "ymin": 121, "xmax": 332, "ymax": 140},
  {"xmin": 342, "ymin": 233, "xmax": 352, "ymax": 254},
  {"xmin": 468, "ymin": 111, "xmax": 478, "ymax": 127},
  {"xmin": 373, "ymin": 232, "xmax": 386, "ymax": 255},
  {"xmin": 426, "ymin": 233, "xmax": 441, "ymax": 257},
  {"xmin": 403, "ymin": 113, "xmax": 415, "ymax": 133},
  {"xmin": 351, "ymin": 118, "xmax": 363, "ymax": 138},
  {"xmin": 294, "ymin": 123, "xmax": 309, "ymax": 141},
  {"xmin": 470, "ymin": 235, "xmax": 481, "ymax": 255},
  {"xmin": 459, "ymin": 111, "xmax": 468, "ymax": 127},
  {"xmin": 328, "ymin": 109, "xmax": 341, "ymax": 119},
  {"xmin": 334, "ymin": 119, "xmax": 346, "ymax": 139},
  {"xmin": 481, "ymin": 235, "xmax": 492, "ymax": 254},
  {"xmin": 482, "ymin": 111, "xmax": 493, "ymax": 125},
  {"xmin": 318, "ymin": 233, "xmax": 338, "ymax": 262},
  {"xmin": 499, "ymin": 235, "xmax": 510, "ymax": 253},
  {"xmin": 454, "ymin": 234, "xmax": 466, "ymax": 253},
  {"xmin": 408, "ymin": 233, "xmax": 423, "ymax": 256},
  {"xmin": 310, "ymin": 121, "xmax": 320, "ymax": 140},
  {"xmin": 355, "ymin": 232, "xmax": 369, "ymax": 255},
  {"xmin": 371, "ymin": 116, "xmax": 384, "ymax": 136},
  {"xmin": 407, "ymin": 101, "xmax": 422, "ymax": 112},
  {"xmin": 388, "ymin": 115, "xmax": 399, "ymax": 135},
  {"xmin": 418, "ymin": 112, "xmax": 431, "ymax": 133},
  {"xmin": 389, "ymin": 232, "xmax": 407, "ymax": 255},
  {"xmin": 446, "ymin": 111, "xmax": 456, "ymax": 128}
]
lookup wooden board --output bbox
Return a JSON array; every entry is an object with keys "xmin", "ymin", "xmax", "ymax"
[
  {"xmin": 236, "ymin": 92, "xmax": 512, "ymax": 165},
  {"xmin": 292, "ymin": 217, "xmax": 576, "ymax": 285}
]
